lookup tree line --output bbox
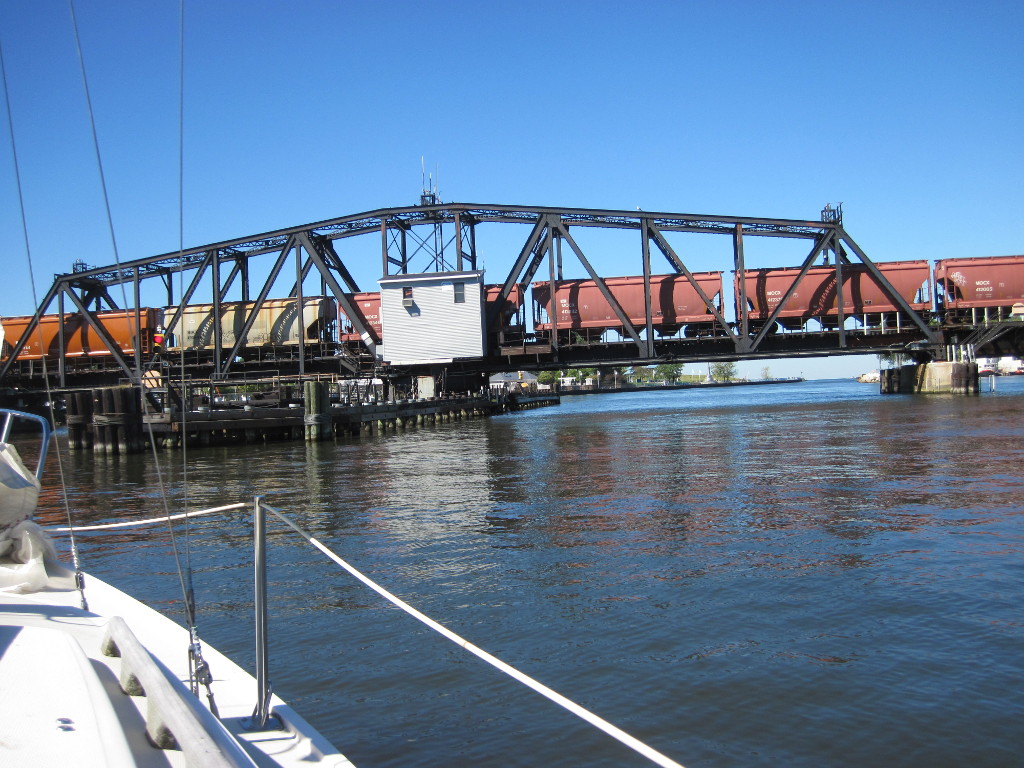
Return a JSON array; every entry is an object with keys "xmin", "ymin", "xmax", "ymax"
[{"xmin": 534, "ymin": 361, "xmax": 757, "ymax": 386}]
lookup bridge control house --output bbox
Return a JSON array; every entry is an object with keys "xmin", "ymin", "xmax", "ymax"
[{"xmin": 378, "ymin": 271, "xmax": 487, "ymax": 366}]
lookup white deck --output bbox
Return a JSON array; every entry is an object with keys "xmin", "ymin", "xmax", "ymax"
[{"xmin": 0, "ymin": 570, "xmax": 355, "ymax": 768}]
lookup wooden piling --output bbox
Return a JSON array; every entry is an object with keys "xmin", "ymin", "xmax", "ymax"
[
  {"xmin": 85, "ymin": 387, "xmax": 144, "ymax": 455},
  {"xmin": 67, "ymin": 391, "xmax": 94, "ymax": 450},
  {"xmin": 304, "ymin": 380, "xmax": 329, "ymax": 441}
]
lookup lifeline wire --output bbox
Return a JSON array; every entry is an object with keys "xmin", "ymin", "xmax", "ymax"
[
  {"xmin": 263, "ymin": 502, "xmax": 687, "ymax": 768},
  {"xmin": 49, "ymin": 502, "xmax": 248, "ymax": 532}
]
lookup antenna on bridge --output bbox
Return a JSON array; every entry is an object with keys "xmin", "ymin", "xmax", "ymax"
[
  {"xmin": 419, "ymin": 156, "xmax": 439, "ymax": 206},
  {"xmin": 820, "ymin": 203, "xmax": 844, "ymax": 265},
  {"xmin": 821, "ymin": 202, "xmax": 843, "ymax": 223}
]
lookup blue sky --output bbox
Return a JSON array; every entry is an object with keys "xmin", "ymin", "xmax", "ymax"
[{"xmin": 1, "ymin": 1, "xmax": 1021, "ymax": 379}]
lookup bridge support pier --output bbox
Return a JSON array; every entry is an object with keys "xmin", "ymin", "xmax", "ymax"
[{"xmin": 880, "ymin": 361, "xmax": 979, "ymax": 395}]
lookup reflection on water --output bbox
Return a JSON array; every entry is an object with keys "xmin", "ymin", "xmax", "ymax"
[{"xmin": 38, "ymin": 378, "xmax": 1024, "ymax": 767}]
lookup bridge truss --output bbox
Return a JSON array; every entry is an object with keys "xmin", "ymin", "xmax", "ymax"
[{"xmin": 2, "ymin": 201, "xmax": 944, "ymax": 388}]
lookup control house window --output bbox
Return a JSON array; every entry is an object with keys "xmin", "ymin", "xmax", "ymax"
[{"xmin": 453, "ymin": 282, "xmax": 465, "ymax": 303}]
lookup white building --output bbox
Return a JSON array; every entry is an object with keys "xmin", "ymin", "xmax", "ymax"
[{"xmin": 378, "ymin": 271, "xmax": 486, "ymax": 365}]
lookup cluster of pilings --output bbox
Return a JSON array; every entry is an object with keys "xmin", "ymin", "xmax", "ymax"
[
  {"xmin": 59, "ymin": 383, "xmax": 559, "ymax": 454},
  {"xmin": 66, "ymin": 386, "xmax": 145, "ymax": 452}
]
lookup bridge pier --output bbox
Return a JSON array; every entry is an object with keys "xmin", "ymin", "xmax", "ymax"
[{"xmin": 880, "ymin": 361, "xmax": 979, "ymax": 395}]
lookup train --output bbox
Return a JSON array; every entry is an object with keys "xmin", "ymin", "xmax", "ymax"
[
  {"xmin": 1, "ymin": 299, "xmax": 336, "ymax": 364},
  {"xmin": 2, "ymin": 255, "xmax": 1021, "ymax": 366},
  {"xmin": 527, "ymin": 256, "xmax": 1021, "ymax": 340}
]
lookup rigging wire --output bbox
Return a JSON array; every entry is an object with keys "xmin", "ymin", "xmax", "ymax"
[
  {"xmin": 66, "ymin": 0, "xmax": 218, "ymax": 713},
  {"xmin": 171, "ymin": 0, "xmax": 218, "ymax": 713},
  {"xmin": 67, "ymin": 0, "xmax": 132, "ymax": 324},
  {"xmin": 0, "ymin": 37, "xmax": 88, "ymax": 611}
]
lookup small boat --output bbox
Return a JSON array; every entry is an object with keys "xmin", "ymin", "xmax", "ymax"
[{"xmin": 0, "ymin": 408, "xmax": 354, "ymax": 767}]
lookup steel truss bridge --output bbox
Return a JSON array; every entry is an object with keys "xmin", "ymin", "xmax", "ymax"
[{"xmin": 3, "ymin": 200, "xmax": 1015, "ymax": 390}]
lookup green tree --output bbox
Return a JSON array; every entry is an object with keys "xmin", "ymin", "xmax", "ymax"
[
  {"xmin": 630, "ymin": 365, "xmax": 655, "ymax": 382},
  {"xmin": 536, "ymin": 370, "xmax": 558, "ymax": 385},
  {"xmin": 710, "ymin": 361, "xmax": 737, "ymax": 381},
  {"xmin": 878, "ymin": 352, "xmax": 907, "ymax": 368},
  {"xmin": 654, "ymin": 363, "xmax": 682, "ymax": 382}
]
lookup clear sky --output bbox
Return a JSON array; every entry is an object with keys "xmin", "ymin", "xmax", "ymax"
[{"xmin": 1, "ymin": 1, "xmax": 1021, "ymax": 380}]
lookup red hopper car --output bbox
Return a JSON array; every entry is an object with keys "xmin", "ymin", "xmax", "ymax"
[
  {"xmin": 338, "ymin": 292, "xmax": 383, "ymax": 343},
  {"xmin": 737, "ymin": 261, "xmax": 931, "ymax": 330},
  {"xmin": 935, "ymin": 255, "xmax": 1024, "ymax": 322},
  {"xmin": 532, "ymin": 273, "xmax": 724, "ymax": 337}
]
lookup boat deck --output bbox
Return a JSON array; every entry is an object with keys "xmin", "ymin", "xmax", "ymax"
[{"xmin": 0, "ymin": 569, "xmax": 354, "ymax": 768}]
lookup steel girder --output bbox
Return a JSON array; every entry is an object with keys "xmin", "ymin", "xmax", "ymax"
[
  {"xmin": 50, "ymin": 203, "xmax": 836, "ymax": 289},
  {"xmin": 3, "ymin": 202, "xmax": 939, "ymax": 384}
]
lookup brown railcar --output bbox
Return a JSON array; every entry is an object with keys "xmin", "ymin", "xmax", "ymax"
[
  {"xmin": 338, "ymin": 292, "xmax": 383, "ymax": 343},
  {"xmin": 532, "ymin": 273, "xmax": 724, "ymax": 336},
  {"xmin": 935, "ymin": 255, "xmax": 1024, "ymax": 322},
  {"xmin": 484, "ymin": 284, "xmax": 524, "ymax": 324},
  {"xmin": 737, "ymin": 261, "xmax": 931, "ymax": 330},
  {"xmin": 1, "ymin": 308, "xmax": 161, "ymax": 361}
]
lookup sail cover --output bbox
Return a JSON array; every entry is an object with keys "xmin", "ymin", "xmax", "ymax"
[{"xmin": 0, "ymin": 442, "xmax": 64, "ymax": 593}]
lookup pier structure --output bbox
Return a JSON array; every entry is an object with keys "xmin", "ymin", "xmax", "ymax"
[
  {"xmin": 879, "ymin": 361, "xmax": 981, "ymax": 395},
  {"xmin": 64, "ymin": 380, "xmax": 557, "ymax": 454}
]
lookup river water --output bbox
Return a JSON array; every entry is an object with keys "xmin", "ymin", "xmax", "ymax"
[{"xmin": 37, "ymin": 377, "xmax": 1024, "ymax": 767}]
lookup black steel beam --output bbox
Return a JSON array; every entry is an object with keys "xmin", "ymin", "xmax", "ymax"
[
  {"xmin": 746, "ymin": 233, "xmax": 833, "ymax": 351},
  {"xmin": 162, "ymin": 250, "xmax": 214, "ymax": 340},
  {"xmin": 837, "ymin": 226, "xmax": 939, "ymax": 344},
  {"xmin": 219, "ymin": 236, "xmax": 295, "ymax": 374},
  {"xmin": 0, "ymin": 281, "xmax": 60, "ymax": 381},
  {"xmin": 646, "ymin": 223, "xmax": 739, "ymax": 346},
  {"xmin": 60, "ymin": 286, "xmax": 138, "ymax": 381},
  {"xmin": 640, "ymin": 219, "xmax": 655, "ymax": 359},
  {"xmin": 295, "ymin": 231, "xmax": 379, "ymax": 351},
  {"xmin": 557, "ymin": 223, "xmax": 646, "ymax": 352},
  {"xmin": 53, "ymin": 203, "xmax": 837, "ymax": 286},
  {"xmin": 487, "ymin": 217, "xmax": 548, "ymax": 328}
]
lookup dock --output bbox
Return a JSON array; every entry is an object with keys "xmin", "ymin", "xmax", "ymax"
[{"xmin": 62, "ymin": 380, "xmax": 559, "ymax": 454}]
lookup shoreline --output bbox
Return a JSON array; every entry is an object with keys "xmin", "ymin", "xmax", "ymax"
[{"xmin": 554, "ymin": 377, "xmax": 805, "ymax": 396}]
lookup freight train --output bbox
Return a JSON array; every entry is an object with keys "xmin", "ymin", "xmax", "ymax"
[
  {"xmin": 2, "ymin": 255, "xmax": 1021, "ymax": 366},
  {"xmin": 527, "ymin": 256, "xmax": 1021, "ymax": 340}
]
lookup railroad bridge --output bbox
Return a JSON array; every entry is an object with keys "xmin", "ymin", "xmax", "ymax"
[{"xmin": 2, "ymin": 200, "xmax": 1022, "ymax": 394}]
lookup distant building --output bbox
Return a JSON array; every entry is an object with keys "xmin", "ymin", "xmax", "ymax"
[
  {"xmin": 489, "ymin": 371, "xmax": 538, "ymax": 390},
  {"xmin": 978, "ymin": 356, "xmax": 1023, "ymax": 375}
]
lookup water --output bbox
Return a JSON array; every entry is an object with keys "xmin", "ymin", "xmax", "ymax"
[{"xmin": 36, "ymin": 378, "xmax": 1024, "ymax": 767}]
